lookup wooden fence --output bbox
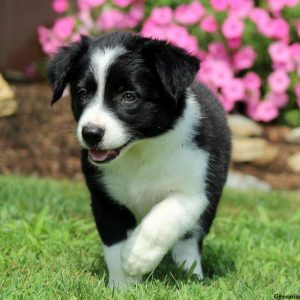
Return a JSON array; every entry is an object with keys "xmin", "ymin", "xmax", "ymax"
[{"xmin": 0, "ymin": 0, "xmax": 56, "ymax": 73}]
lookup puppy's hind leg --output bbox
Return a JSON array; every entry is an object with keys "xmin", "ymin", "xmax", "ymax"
[{"xmin": 171, "ymin": 236, "xmax": 203, "ymax": 279}]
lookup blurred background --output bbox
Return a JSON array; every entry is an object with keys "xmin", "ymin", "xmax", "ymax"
[{"xmin": 1, "ymin": 0, "xmax": 300, "ymax": 190}]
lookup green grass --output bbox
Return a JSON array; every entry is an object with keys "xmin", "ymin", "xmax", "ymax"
[{"xmin": 0, "ymin": 175, "xmax": 299, "ymax": 299}]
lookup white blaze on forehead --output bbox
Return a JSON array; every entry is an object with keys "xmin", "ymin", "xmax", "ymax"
[
  {"xmin": 77, "ymin": 47, "xmax": 130, "ymax": 150},
  {"xmin": 91, "ymin": 47, "xmax": 125, "ymax": 99}
]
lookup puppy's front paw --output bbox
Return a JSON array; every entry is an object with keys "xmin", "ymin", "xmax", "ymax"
[{"xmin": 121, "ymin": 236, "xmax": 165, "ymax": 277}]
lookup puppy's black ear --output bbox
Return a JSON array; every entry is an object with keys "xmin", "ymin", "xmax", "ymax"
[
  {"xmin": 48, "ymin": 36, "xmax": 90, "ymax": 105},
  {"xmin": 142, "ymin": 39, "xmax": 200, "ymax": 100}
]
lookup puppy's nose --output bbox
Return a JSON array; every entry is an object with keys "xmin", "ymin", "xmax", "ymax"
[{"xmin": 82, "ymin": 125, "xmax": 104, "ymax": 147}]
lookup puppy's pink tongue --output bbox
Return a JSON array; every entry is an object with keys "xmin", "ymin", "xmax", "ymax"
[{"xmin": 89, "ymin": 149, "xmax": 114, "ymax": 162}]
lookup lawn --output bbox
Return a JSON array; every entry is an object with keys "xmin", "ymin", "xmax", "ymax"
[{"xmin": 0, "ymin": 175, "xmax": 299, "ymax": 299}]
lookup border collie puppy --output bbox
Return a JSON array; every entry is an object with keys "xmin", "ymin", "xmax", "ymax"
[{"xmin": 48, "ymin": 32, "xmax": 231, "ymax": 288}]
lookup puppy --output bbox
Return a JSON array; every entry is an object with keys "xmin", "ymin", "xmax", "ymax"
[{"xmin": 48, "ymin": 32, "xmax": 231, "ymax": 288}]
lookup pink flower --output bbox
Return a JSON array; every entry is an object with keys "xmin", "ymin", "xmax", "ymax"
[
  {"xmin": 174, "ymin": 1, "xmax": 205, "ymax": 25},
  {"xmin": 77, "ymin": 0, "xmax": 104, "ymax": 10},
  {"xmin": 268, "ymin": 70, "xmax": 290, "ymax": 93},
  {"xmin": 222, "ymin": 17, "xmax": 244, "ymax": 39},
  {"xmin": 286, "ymin": 0, "xmax": 299, "ymax": 6},
  {"xmin": 209, "ymin": 61, "xmax": 233, "ymax": 87},
  {"xmin": 121, "ymin": 16, "xmax": 138, "ymax": 29},
  {"xmin": 71, "ymin": 33, "xmax": 81, "ymax": 42},
  {"xmin": 52, "ymin": 0, "xmax": 69, "ymax": 13},
  {"xmin": 129, "ymin": 3, "xmax": 144, "ymax": 21},
  {"xmin": 210, "ymin": 0, "xmax": 228, "ymax": 11},
  {"xmin": 268, "ymin": 0, "xmax": 286, "ymax": 12},
  {"xmin": 258, "ymin": 21, "xmax": 274, "ymax": 38},
  {"xmin": 208, "ymin": 42, "xmax": 228, "ymax": 60},
  {"xmin": 269, "ymin": 42, "xmax": 290, "ymax": 63},
  {"xmin": 249, "ymin": 8, "xmax": 270, "ymax": 27},
  {"xmin": 112, "ymin": 0, "xmax": 134, "ymax": 7},
  {"xmin": 222, "ymin": 78, "xmax": 245, "ymax": 101},
  {"xmin": 37, "ymin": 26, "xmax": 63, "ymax": 55},
  {"xmin": 96, "ymin": 9, "xmax": 124, "ymax": 30},
  {"xmin": 249, "ymin": 8, "xmax": 274, "ymax": 39},
  {"xmin": 296, "ymin": 20, "xmax": 300, "ymax": 37},
  {"xmin": 269, "ymin": 42, "xmax": 294, "ymax": 71},
  {"xmin": 165, "ymin": 24, "xmax": 188, "ymax": 40},
  {"xmin": 165, "ymin": 25, "xmax": 199, "ymax": 53},
  {"xmin": 200, "ymin": 15, "xmax": 217, "ymax": 33},
  {"xmin": 150, "ymin": 7, "xmax": 173, "ymax": 25},
  {"xmin": 43, "ymin": 40, "xmax": 63, "ymax": 55},
  {"xmin": 266, "ymin": 92, "xmax": 289, "ymax": 108},
  {"xmin": 290, "ymin": 43, "xmax": 300, "ymax": 62},
  {"xmin": 219, "ymin": 94, "xmax": 235, "ymax": 111},
  {"xmin": 252, "ymin": 100, "xmax": 279, "ymax": 122},
  {"xmin": 272, "ymin": 60, "xmax": 294, "ymax": 72},
  {"xmin": 229, "ymin": 0, "xmax": 253, "ymax": 18},
  {"xmin": 246, "ymin": 100, "xmax": 259, "ymax": 120},
  {"xmin": 245, "ymin": 91, "xmax": 260, "ymax": 104},
  {"xmin": 122, "ymin": 4, "xmax": 145, "ymax": 29},
  {"xmin": 178, "ymin": 34, "xmax": 199, "ymax": 53},
  {"xmin": 270, "ymin": 18, "xmax": 289, "ymax": 40},
  {"xmin": 195, "ymin": 49, "xmax": 207, "ymax": 61},
  {"xmin": 24, "ymin": 63, "xmax": 38, "ymax": 79},
  {"xmin": 245, "ymin": 90, "xmax": 261, "ymax": 104},
  {"xmin": 38, "ymin": 26, "xmax": 50, "ymax": 45},
  {"xmin": 197, "ymin": 60, "xmax": 214, "ymax": 85},
  {"xmin": 243, "ymin": 72, "xmax": 261, "ymax": 90},
  {"xmin": 53, "ymin": 16, "xmax": 75, "ymax": 39},
  {"xmin": 232, "ymin": 46, "xmax": 256, "ymax": 70},
  {"xmin": 141, "ymin": 20, "xmax": 167, "ymax": 40},
  {"xmin": 78, "ymin": 10, "xmax": 94, "ymax": 31},
  {"xmin": 227, "ymin": 37, "xmax": 242, "ymax": 49}
]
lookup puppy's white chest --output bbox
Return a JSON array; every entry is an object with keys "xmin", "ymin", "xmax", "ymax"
[
  {"xmin": 101, "ymin": 145, "xmax": 208, "ymax": 220},
  {"xmin": 102, "ymin": 159, "xmax": 175, "ymax": 219}
]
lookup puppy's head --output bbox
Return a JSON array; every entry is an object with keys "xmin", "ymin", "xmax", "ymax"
[{"xmin": 48, "ymin": 32, "xmax": 199, "ymax": 165}]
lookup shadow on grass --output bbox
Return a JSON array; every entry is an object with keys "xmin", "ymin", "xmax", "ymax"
[
  {"xmin": 88, "ymin": 256, "xmax": 109, "ymax": 285},
  {"xmin": 148, "ymin": 242, "xmax": 236, "ymax": 287},
  {"xmin": 87, "ymin": 241, "xmax": 236, "ymax": 288},
  {"xmin": 202, "ymin": 242, "xmax": 236, "ymax": 280}
]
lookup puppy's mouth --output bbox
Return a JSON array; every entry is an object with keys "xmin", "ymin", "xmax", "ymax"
[
  {"xmin": 88, "ymin": 141, "xmax": 131, "ymax": 164},
  {"xmin": 88, "ymin": 148, "xmax": 121, "ymax": 163}
]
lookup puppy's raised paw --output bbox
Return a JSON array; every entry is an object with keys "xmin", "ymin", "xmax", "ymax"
[{"xmin": 121, "ymin": 236, "xmax": 165, "ymax": 277}]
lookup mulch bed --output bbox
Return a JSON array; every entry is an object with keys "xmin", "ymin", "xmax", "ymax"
[{"xmin": 1, "ymin": 83, "xmax": 299, "ymax": 189}]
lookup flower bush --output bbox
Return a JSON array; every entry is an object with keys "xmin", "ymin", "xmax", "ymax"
[{"xmin": 38, "ymin": 0, "xmax": 300, "ymax": 126}]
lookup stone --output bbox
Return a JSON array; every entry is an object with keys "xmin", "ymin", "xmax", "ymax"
[
  {"xmin": 227, "ymin": 114, "xmax": 263, "ymax": 137},
  {"xmin": 252, "ymin": 144, "xmax": 279, "ymax": 166},
  {"xmin": 226, "ymin": 171, "xmax": 271, "ymax": 191},
  {"xmin": 0, "ymin": 73, "xmax": 17, "ymax": 117},
  {"xmin": 0, "ymin": 98, "xmax": 18, "ymax": 117},
  {"xmin": 232, "ymin": 137, "xmax": 279, "ymax": 164},
  {"xmin": 285, "ymin": 127, "xmax": 300, "ymax": 145},
  {"xmin": 287, "ymin": 153, "xmax": 300, "ymax": 173}
]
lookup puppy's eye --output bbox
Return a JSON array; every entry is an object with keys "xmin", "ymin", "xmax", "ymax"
[
  {"xmin": 77, "ymin": 88, "xmax": 88, "ymax": 101},
  {"xmin": 121, "ymin": 92, "xmax": 136, "ymax": 103}
]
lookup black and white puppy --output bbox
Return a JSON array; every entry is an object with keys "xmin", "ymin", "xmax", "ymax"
[{"xmin": 48, "ymin": 31, "xmax": 231, "ymax": 288}]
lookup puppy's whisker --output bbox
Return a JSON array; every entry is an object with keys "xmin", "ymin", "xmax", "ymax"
[{"xmin": 129, "ymin": 129, "xmax": 145, "ymax": 138}]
